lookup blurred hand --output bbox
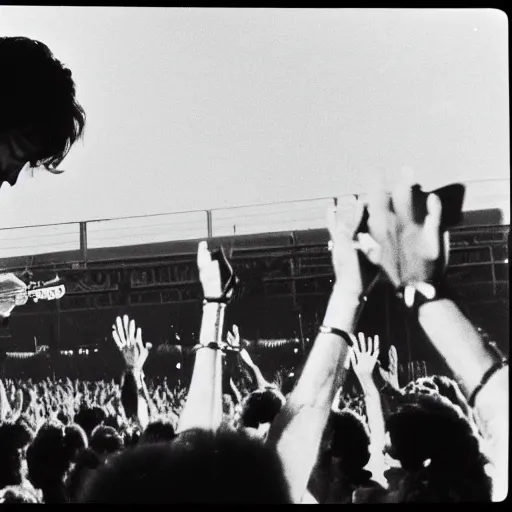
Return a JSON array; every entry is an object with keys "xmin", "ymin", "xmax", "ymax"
[
  {"xmin": 326, "ymin": 197, "xmax": 365, "ymax": 297},
  {"xmin": 197, "ymin": 241, "xmax": 222, "ymax": 299},
  {"xmin": 348, "ymin": 332, "xmax": 380, "ymax": 392},
  {"xmin": 361, "ymin": 179, "xmax": 444, "ymax": 288},
  {"xmin": 0, "ymin": 388, "xmax": 23, "ymax": 422},
  {"xmin": 227, "ymin": 325, "xmax": 240, "ymax": 349},
  {"xmin": 0, "ymin": 273, "xmax": 28, "ymax": 318},
  {"xmin": 378, "ymin": 345, "xmax": 400, "ymax": 390},
  {"xmin": 112, "ymin": 315, "xmax": 152, "ymax": 371}
]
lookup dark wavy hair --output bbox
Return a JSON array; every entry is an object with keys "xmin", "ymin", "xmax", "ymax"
[
  {"xmin": 74, "ymin": 406, "xmax": 107, "ymax": 439},
  {"xmin": 26, "ymin": 421, "xmax": 82, "ymax": 503},
  {"xmin": 77, "ymin": 429, "xmax": 291, "ymax": 503},
  {"xmin": 139, "ymin": 419, "xmax": 176, "ymax": 445},
  {"xmin": 386, "ymin": 394, "xmax": 491, "ymax": 502},
  {"xmin": 328, "ymin": 409, "xmax": 371, "ymax": 476},
  {"xmin": 0, "ymin": 420, "xmax": 34, "ymax": 489},
  {"xmin": 240, "ymin": 388, "xmax": 285, "ymax": 428},
  {"xmin": 0, "ymin": 36, "xmax": 86, "ymax": 170},
  {"xmin": 90, "ymin": 425, "xmax": 124, "ymax": 457},
  {"xmin": 64, "ymin": 448, "xmax": 103, "ymax": 503}
]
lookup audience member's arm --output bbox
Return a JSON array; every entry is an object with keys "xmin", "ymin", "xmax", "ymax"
[
  {"xmin": 112, "ymin": 315, "xmax": 152, "ymax": 430},
  {"xmin": 362, "ymin": 178, "xmax": 508, "ymax": 502},
  {"xmin": 229, "ymin": 378, "xmax": 243, "ymax": 406},
  {"xmin": 176, "ymin": 242, "xmax": 229, "ymax": 433},
  {"xmin": 418, "ymin": 301, "xmax": 508, "ymax": 501},
  {"xmin": 330, "ymin": 385, "xmax": 344, "ymax": 414},
  {"xmin": 229, "ymin": 325, "xmax": 274, "ymax": 390},
  {"xmin": 348, "ymin": 332, "xmax": 387, "ymax": 488},
  {"xmin": 267, "ymin": 200, "xmax": 364, "ymax": 503}
]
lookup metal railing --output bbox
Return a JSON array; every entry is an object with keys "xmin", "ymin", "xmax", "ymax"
[{"xmin": 0, "ymin": 178, "xmax": 509, "ymax": 261}]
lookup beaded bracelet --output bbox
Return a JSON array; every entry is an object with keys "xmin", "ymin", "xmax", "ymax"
[{"xmin": 468, "ymin": 360, "xmax": 508, "ymax": 408}]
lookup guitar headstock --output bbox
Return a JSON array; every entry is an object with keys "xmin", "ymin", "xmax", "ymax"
[{"xmin": 27, "ymin": 283, "xmax": 66, "ymax": 303}]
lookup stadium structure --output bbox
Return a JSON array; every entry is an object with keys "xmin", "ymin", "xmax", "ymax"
[{"xmin": 0, "ymin": 181, "xmax": 508, "ymax": 385}]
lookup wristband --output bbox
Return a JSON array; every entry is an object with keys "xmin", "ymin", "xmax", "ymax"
[
  {"xmin": 194, "ymin": 342, "xmax": 226, "ymax": 352},
  {"xmin": 397, "ymin": 282, "xmax": 441, "ymax": 311},
  {"xmin": 203, "ymin": 298, "xmax": 229, "ymax": 305},
  {"xmin": 468, "ymin": 360, "xmax": 508, "ymax": 408},
  {"xmin": 319, "ymin": 326, "xmax": 353, "ymax": 346}
]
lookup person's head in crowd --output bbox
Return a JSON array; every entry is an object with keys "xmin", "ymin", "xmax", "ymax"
[
  {"xmin": 64, "ymin": 424, "xmax": 88, "ymax": 459},
  {"xmin": 57, "ymin": 411, "xmax": 72, "ymax": 425},
  {"xmin": 240, "ymin": 388, "xmax": 285, "ymax": 439},
  {"xmin": 26, "ymin": 420, "xmax": 80, "ymax": 503},
  {"xmin": 139, "ymin": 419, "xmax": 176, "ymax": 445},
  {"xmin": 0, "ymin": 484, "xmax": 41, "ymax": 503},
  {"xmin": 307, "ymin": 407, "xmax": 372, "ymax": 504},
  {"xmin": 428, "ymin": 375, "xmax": 469, "ymax": 415},
  {"xmin": 0, "ymin": 36, "xmax": 86, "ymax": 187},
  {"xmin": 74, "ymin": 406, "xmax": 107, "ymax": 439},
  {"xmin": 328, "ymin": 409, "xmax": 371, "ymax": 481},
  {"xmin": 0, "ymin": 420, "xmax": 34, "ymax": 490},
  {"xmin": 89, "ymin": 425, "xmax": 124, "ymax": 458},
  {"xmin": 76, "ymin": 428, "xmax": 291, "ymax": 503},
  {"xmin": 64, "ymin": 448, "xmax": 103, "ymax": 503},
  {"xmin": 385, "ymin": 393, "xmax": 491, "ymax": 502}
]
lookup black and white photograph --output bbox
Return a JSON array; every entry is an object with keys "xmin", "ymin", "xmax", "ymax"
[{"xmin": 0, "ymin": 6, "xmax": 508, "ymax": 503}]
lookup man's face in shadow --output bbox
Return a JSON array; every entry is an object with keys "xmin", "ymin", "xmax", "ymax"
[{"xmin": 0, "ymin": 131, "xmax": 40, "ymax": 187}]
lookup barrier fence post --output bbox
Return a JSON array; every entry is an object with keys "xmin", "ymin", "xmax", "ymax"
[
  {"xmin": 206, "ymin": 210, "xmax": 213, "ymax": 239},
  {"xmin": 79, "ymin": 222, "xmax": 88, "ymax": 263}
]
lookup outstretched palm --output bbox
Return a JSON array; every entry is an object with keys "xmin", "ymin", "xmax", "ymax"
[
  {"xmin": 112, "ymin": 315, "xmax": 152, "ymax": 371},
  {"xmin": 348, "ymin": 332, "xmax": 380, "ymax": 392}
]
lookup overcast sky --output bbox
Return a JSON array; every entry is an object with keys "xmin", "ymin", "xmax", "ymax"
[{"xmin": 0, "ymin": 7, "xmax": 509, "ymax": 235}]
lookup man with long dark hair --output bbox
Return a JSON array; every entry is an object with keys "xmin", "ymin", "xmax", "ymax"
[
  {"xmin": 0, "ymin": 36, "xmax": 85, "ymax": 319},
  {"xmin": 0, "ymin": 36, "xmax": 85, "ymax": 188}
]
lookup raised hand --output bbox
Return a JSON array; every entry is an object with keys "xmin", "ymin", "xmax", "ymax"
[
  {"xmin": 226, "ymin": 324, "xmax": 241, "ymax": 351},
  {"xmin": 112, "ymin": 315, "xmax": 152, "ymax": 371},
  {"xmin": 326, "ymin": 197, "xmax": 365, "ymax": 297},
  {"xmin": 197, "ymin": 241, "xmax": 223, "ymax": 299},
  {"xmin": 378, "ymin": 345, "xmax": 400, "ymax": 390},
  {"xmin": 361, "ymin": 177, "xmax": 445, "ymax": 289},
  {"xmin": 348, "ymin": 332, "xmax": 380, "ymax": 392},
  {"xmin": 0, "ymin": 387, "xmax": 23, "ymax": 422}
]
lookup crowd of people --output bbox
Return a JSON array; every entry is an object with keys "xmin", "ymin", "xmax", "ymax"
[{"xmin": 0, "ymin": 36, "xmax": 509, "ymax": 503}]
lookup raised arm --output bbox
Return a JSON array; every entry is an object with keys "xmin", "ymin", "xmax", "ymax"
[
  {"xmin": 229, "ymin": 325, "xmax": 274, "ymax": 390},
  {"xmin": 361, "ymin": 178, "xmax": 508, "ymax": 501},
  {"xmin": 176, "ymin": 242, "xmax": 234, "ymax": 433},
  {"xmin": 266, "ymin": 199, "xmax": 364, "ymax": 503},
  {"xmin": 112, "ymin": 315, "xmax": 153, "ymax": 430},
  {"xmin": 418, "ymin": 300, "xmax": 508, "ymax": 501},
  {"xmin": 348, "ymin": 332, "xmax": 387, "ymax": 488}
]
